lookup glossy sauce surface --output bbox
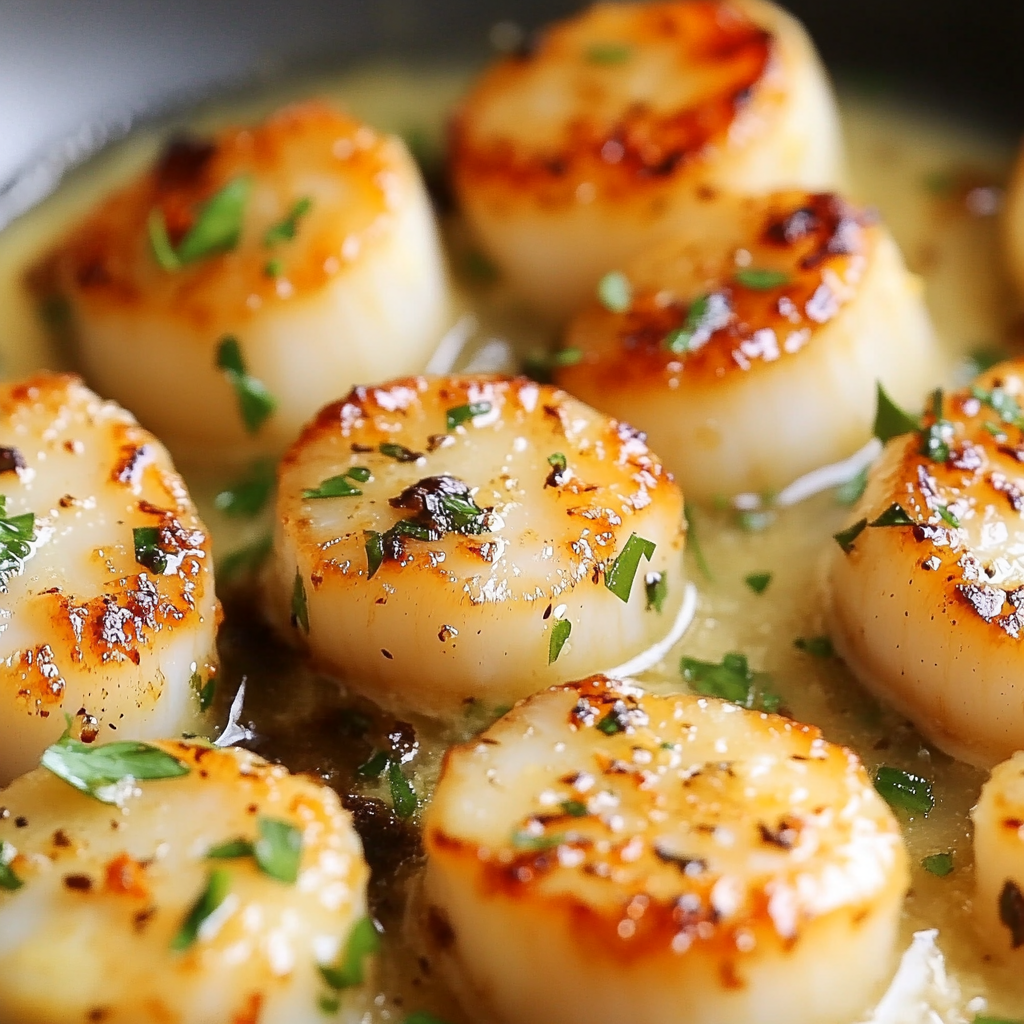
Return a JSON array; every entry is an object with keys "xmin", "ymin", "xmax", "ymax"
[{"xmin": 0, "ymin": 64, "xmax": 1020, "ymax": 1021}]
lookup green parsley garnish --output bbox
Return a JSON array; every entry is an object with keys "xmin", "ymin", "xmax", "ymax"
[
  {"xmin": 216, "ymin": 336, "xmax": 277, "ymax": 433},
  {"xmin": 972, "ymin": 1017, "xmax": 1024, "ymax": 1024},
  {"xmin": 214, "ymin": 458, "xmax": 276, "ymax": 518},
  {"xmin": 252, "ymin": 817, "xmax": 303, "ymax": 883},
  {"xmin": 874, "ymin": 766, "xmax": 934, "ymax": 816},
  {"xmin": 264, "ymin": 196, "xmax": 312, "ymax": 247},
  {"xmin": 218, "ymin": 534, "xmax": 273, "ymax": 581},
  {"xmin": 681, "ymin": 652, "xmax": 779, "ymax": 713},
  {"xmin": 510, "ymin": 830, "xmax": 565, "ymax": 851},
  {"xmin": 191, "ymin": 670, "xmax": 216, "ymax": 713},
  {"xmin": 834, "ymin": 518, "xmax": 867, "ymax": 553},
  {"xmin": 264, "ymin": 257, "xmax": 284, "ymax": 279},
  {"xmin": 596, "ymin": 712, "xmax": 623, "ymax": 735},
  {"xmin": 356, "ymin": 750, "xmax": 389, "ymax": 779},
  {"xmin": 597, "ymin": 271, "xmax": 632, "ymax": 313},
  {"xmin": 964, "ymin": 347, "xmax": 1005, "ymax": 375},
  {"xmin": 645, "ymin": 571, "xmax": 667, "ymax": 613},
  {"xmin": 41, "ymin": 734, "xmax": 189, "ymax": 804},
  {"xmin": 133, "ymin": 525, "xmax": 168, "ymax": 574},
  {"xmin": 665, "ymin": 293, "xmax": 713, "ymax": 354},
  {"xmin": 206, "ymin": 837, "xmax": 254, "ymax": 860},
  {"xmin": 734, "ymin": 268, "xmax": 790, "ymax": 290},
  {"xmin": 547, "ymin": 452, "xmax": 567, "ymax": 474},
  {"xmin": 873, "ymin": 382, "xmax": 919, "ymax": 442},
  {"xmin": 171, "ymin": 869, "xmax": 231, "ymax": 950},
  {"xmin": 920, "ymin": 388, "xmax": 953, "ymax": 463},
  {"xmin": 302, "ymin": 468, "xmax": 370, "ymax": 499},
  {"xmin": 445, "ymin": 402, "xmax": 492, "ymax": 431},
  {"xmin": 364, "ymin": 530, "xmax": 385, "ymax": 579},
  {"xmin": 0, "ymin": 495, "xmax": 36, "ymax": 587},
  {"xmin": 388, "ymin": 761, "xmax": 417, "ymax": 819},
  {"xmin": 794, "ymin": 635, "xmax": 834, "ymax": 658},
  {"xmin": 736, "ymin": 508, "xmax": 775, "ymax": 532},
  {"xmin": 150, "ymin": 177, "xmax": 252, "ymax": 272},
  {"xmin": 291, "ymin": 570, "xmax": 309, "ymax": 633},
  {"xmin": 319, "ymin": 994, "xmax": 341, "ymax": 1015},
  {"xmin": 561, "ymin": 800, "xmax": 588, "ymax": 817},
  {"xmin": 0, "ymin": 841, "xmax": 22, "ymax": 891},
  {"xmin": 971, "ymin": 383, "xmax": 1024, "ymax": 428},
  {"xmin": 320, "ymin": 916, "xmax": 381, "ymax": 990},
  {"xmin": 605, "ymin": 532, "xmax": 657, "ymax": 602},
  {"xmin": 936, "ymin": 504, "xmax": 960, "ymax": 528},
  {"xmin": 585, "ymin": 42, "xmax": 631, "ymax": 64},
  {"xmin": 870, "ymin": 503, "xmax": 915, "ymax": 527},
  {"xmin": 835, "ymin": 467, "xmax": 868, "ymax": 507},
  {"xmin": 921, "ymin": 852, "xmax": 954, "ymax": 877},
  {"xmin": 684, "ymin": 505, "xmax": 713, "ymax": 581},
  {"xmin": 548, "ymin": 618, "xmax": 571, "ymax": 664},
  {"xmin": 378, "ymin": 442, "xmax": 422, "ymax": 462},
  {"xmin": 745, "ymin": 572, "xmax": 772, "ymax": 594}
]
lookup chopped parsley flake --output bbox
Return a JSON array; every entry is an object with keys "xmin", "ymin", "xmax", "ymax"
[
  {"xmin": 736, "ymin": 508, "xmax": 776, "ymax": 532},
  {"xmin": 446, "ymin": 402, "xmax": 492, "ymax": 431},
  {"xmin": 937, "ymin": 504, "xmax": 961, "ymax": 528},
  {"xmin": 684, "ymin": 505, "xmax": 713, "ymax": 581},
  {"xmin": 216, "ymin": 335, "xmax": 277, "ymax": 433},
  {"xmin": 745, "ymin": 572, "xmax": 772, "ymax": 594},
  {"xmin": 794, "ymin": 635, "xmax": 834, "ymax": 658},
  {"xmin": 379, "ymin": 442, "xmax": 423, "ymax": 462},
  {"xmin": 264, "ymin": 196, "xmax": 312, "ymax": 247},
  {"xmin": 510, "ymin": 830, "xmax": 565, "ymax": 851},
  {"xmin": 681, "ymin": 652, "xmax": 779, "ymax": 713},
  {"xmin": 356, "ymin": 750, "xmax": 389, "ymax": 779},
  {"xmin": 388, "ymin": 761, "xmax": 418, "ymax": 819},
  {"xmin": 264, "ymin": 257, "xmax": 284, "ymax": 278},
  {"xmin": 364, "ymin": 531, "xmax": 385, "ymax": 579},
  {"xmin": 561, "ymin": 800, "xmax": 588, "ymax": 817},
  {"xmin": 834, "ymin": 518, "xmax": 867, "ymax": 553},
  {"xmin": 585, "ymin": 42, "xmax": 632, "ymax": 63},
  {"xmin": 0, "ymin": 495, "xmax": 36, "ymax": 587},
  {"xmin": 870, "ymin": 503, "xmax": 915, "ymax": 527},
  {"xmin": 147, "ymin": 209, "xmax": 181, "ymax": 271},
  {"xmin": 971, "ymin": 384, "xmax": 1024, "ymax": 429},
  {"xmin": 252, "ymin": 817, "xmax": 303, "ymax": 883},
  {"xmin": 214, "ymin": 458, "xmax": 276, "ymax": 518},
  {"xmin": 874, "ymin": 766, "xmax": 934, "ymax": 816},
  {"xmin": 605, "ymin": 532, "xmax": 657, "ymax": 602},
  {"xmin": 665, "ymin": 292, "xmax": 731, "ymax": 354},
  {"xmin": 206, "ymin": 837, "xmax": 254, "ymax": 860},
  {"xmin": 596, "ymin": 712, "xmax": 623, "ymax": 735},
  {"xmin": 548, "ymin": 618, "xmax": 571, "ymax": 664},
  {"xmin": 920, "ymin": 388, "xmax": 953, "ymax": 463},
  {"xmin": 921, "ymin": 852, "xmax": 954, "ymax": 877},
  {"xmin": 0, "ymin": 841, "xmax": 22, "ymax": 891},
  {"xmin": 320, "ymin": 916, "xmax": 381, "ymax": 990},
  {"xmin": 171, "ymin": 869, "xmax": 231, "ymax": 951},
  {"xmin": 150, "ymin": 177, "xmax": 251, "ymax": 272},
  {"xmin": 302, "ymin": 469, "xmax": 368, "ymax": 499},
  {"xmin": 873, "ymin": 382, "xmax": 919, "ymax": 442},
  {"xmin": 191, "ymin": 670, "xmax": 216, "ymax": 713},
  {"xmin": 597, "ymin": 271, "xmax": 632, "ymax": 313},
  {"xmin": 734, "ymin": 268, "xmax": 790, "ymax": 290},
  {"xmin": 835, "ymin": 467, "xmax": 868, "ymax": 507},
  {"xmin": 133, "ymin": 525, "xmax": 168, "ymax": 574},
  {"xmin": 291, "ymin": 570, "xmax": 309, "ymax": 633},
  {"xmin": 645, "ymin": 571, "xmax": 667, "ymax": 612}
]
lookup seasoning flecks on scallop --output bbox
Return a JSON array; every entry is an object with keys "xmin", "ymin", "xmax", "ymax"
[
  {"xmin": 28, "ymin": 100, "xmax": 451, "ymax": 465},
  {"xmin": 268, "ymin": 375, "xmax": 686, "ymax": 716},
  {"xmin": 557, "ymin": 190, "xmax": 937, "ymax": 501},
  {"xmin": 451, "ymin": 0, "xmax": 843, "ymax": 318},
  {"xmin": 423, "ymin": 676, "xmax": 908, "ymax": 1024},
  {"xmin": 830, "ymin": 360, "xmax": 1024, "ymax": 766},
  {"xmin": 0, "ymin": 740, "xmax": 372, "ymax": 1024},
  {"xmin": 0, "ymin": 373, "xmax": 218, "ymax": 785}
]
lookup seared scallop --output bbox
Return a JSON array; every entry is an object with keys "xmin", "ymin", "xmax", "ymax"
[
  {"xmin": 558, "ymin": 191, "xmax": 937, "ymax": 501},
  {"xmin": 972, "ymin": 752, "xmax": 1024, "ymax": 962},
  {"xmin": 830, "ymin": 360, "xmax": 1024, "ymax": 766},
  {"xmin": 422, "ymin": 676, "xmax": 908, "ymax": 1024},
  {"xmin": 451, "ymin": 0, "xmax": 843, "ymax": 319},
  {"xmin": 269, "ymin": 376, "xmax": 686, "ymax": 717},
  {"xmin": 0, "ymin": 739, "xmax": 372, "ymax": 1023},
  {"xmin": 29, "ymin": 100, "xmax": 450, "ymax": 465},
  {"xmin": 0, "ymin": 373, "xmax": 218, "ymax": 786}
]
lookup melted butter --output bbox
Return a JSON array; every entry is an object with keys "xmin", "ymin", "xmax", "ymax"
[{"xmin": 0, "ymin": 65, "xmax": 1021, "ymax": 1021}]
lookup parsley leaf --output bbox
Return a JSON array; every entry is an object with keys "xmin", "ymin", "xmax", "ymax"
[
  {"xmin": 291, "ymin": 570, "xmax": 309, "ymax": 633},
  {"xmin": 680, "ymin": 652, "xmax": 779, "ymax": 712},
  {"xmin": 645, "ymin": 571, "xmax": 667, "ymax": 612},
  {"xmin": 191, "ymin": 670, "xmax": 216, "ymax": 713},
  {"xmin": 873, "ymin": 382, "xmax": 919, "ymax": 442},
  {"xmin": 665, "ymin": 292, "xmax": 732, "ymax": 354},
  {"xmin": 870, "ymin": 503, "xmax": 915, "ymax": 527},
  {"xmin": 41, "ymin": 735, "xmax": 189, "ymax": 804},
  {"xmin": 684, "ymin": 505, "xmax": 713, "ymax": 581},
  {"xmin": 253, "ymin": 817, "xmax": 303, "ymax": 883},
  {"xmin": 206, "ymin": 837, "xmax": 254, "ymax": 860},
  {"xmin": 874, "ymin": 766, "xmax": 934, "ymax": 816},
  {"xmin": 597, "ymin": 271, "xmax": 632, "ymax": 313},
  {"xmin": 147, "ymin": 209, "xmax": 181, "ymax": 271},
  {"xmin": 216, "ymin": 336, "xmax": 277, "ymax": 433},
  {"xmin": 176, "ymin": 177, "xmax": 251, "ymax": 264},
  {"xmin": 794, "ymin": 635, "xmax": 834, "ymax": 658},
  {"xmin": 378, "ymin": 442, "xmax": 423, "ymax": 462},
  {"xmin": 0, "ymin": 495, "xmax": 36, "ymax": 587},
  {"xmin": 561, "ymin": 800, "xmax": 588, "ymax": 817},
  {"xmin": 834, "ymin": 518, "xmax": 867, "ymax": 553},
  {"xmin": 133, "ymin": 525, "xmax": 168, "ymax": 574},
  {"xmin": 320, "ymin": 916, "xmax": 381, "ymax": 990},
  {"xmin": 548, "ymin": 618, "xmax": 571, "ymax": 664},
  {"xmin": 302, "ymin": 471, "xmax": 367, "ymax": 499},
  {"xmin": 364, "ymin": 530, "xmax": 385, "ymax": 579},
  {"xmin": 745, "ymin": 572, "xmax": 772, "ymax": 594},
  {"xmin": 734, "ymin": 268, "xmax": 790, "ymax": 290},
  {"xmin": 971, "ymin": 384, "xmax": 1024, "ymax": 428},
  {"xmin": 510, "ymin": 830, "xmax": 565, "ymax": 851},
  {"xmin": 171, "ymin": 869, "xmax": 231, "ymax": 950},
  {"xmin": 214, "ymin": 459, "xmax": 276, "ymax": 518},
  {"xmin": 446, "ymin": 402, "xmax": 492, "ymax": 431},
  {"xmin": 921, "ymin": 852, "xmax": 954, "ymax": 877},
  {"xmin": 264, "ymin": 196, "xmax": 312, "ymax": 247},
  {"xmin": 388, "ymin": 761, "xmax": 417, "ymax": 819},
  {"xmin": 605, "ymin": 533, "xmax": 657, "ymax": 602},
  {"xmin": 0, "ymin": 841, "xmax": 22, "ymax": 891}
]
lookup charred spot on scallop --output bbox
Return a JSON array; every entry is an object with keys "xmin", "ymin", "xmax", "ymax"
[
  {"xmin": 557, "ymin": 189, "xmax": 937, "ymax": 501},
  {"xmin": 423, "ymin": 677, "xmax": 908, "ymax": 1024},
  {"xmin": 268, "ymin": 375, "xmax": 686, "ymax": 716},
  {"xmin": 0, "ymin": 373, "xmax": 218, "ymax": 785},
  {"xmin": 451, "ymin": 0, "xmax": 843, "ymax": 316}
]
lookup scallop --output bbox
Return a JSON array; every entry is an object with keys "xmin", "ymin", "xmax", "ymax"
[
  {"xmin": 28, "ymin": 100, "xmax": 450, "ymax": 465},
  {"xmin": 830, "ymin": 360, "xmax": 1024, "ymax": 766},
  {"xmin": 557, "ymin": 191, "xmax": 937, "ymax": 502},
  {"xmin": 268, "ymin": 375, "xmax": 686, "ymax": 717},
  {"xmin": 422, "ymin": 675, "xmax": 908, "ymax": 1024},
  {"xmin": 0, "ymin": 373, "xmax": 218, "ymax": 786},
  {"xmin": 972, "ymin": 751, "xmax": 1024, "ymax": 961},
  {"xmin": 451, "ymin": 0, "xmax": 843, "ymax": 319},
  {"xmin": 0, "ymin": 739, "xmax": 372, "ymax": 1023}
]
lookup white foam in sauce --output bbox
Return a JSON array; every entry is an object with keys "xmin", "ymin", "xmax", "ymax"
[{"xmin": 0, "ymin": 63, "xmax": 1021, "ymax": 1021}]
